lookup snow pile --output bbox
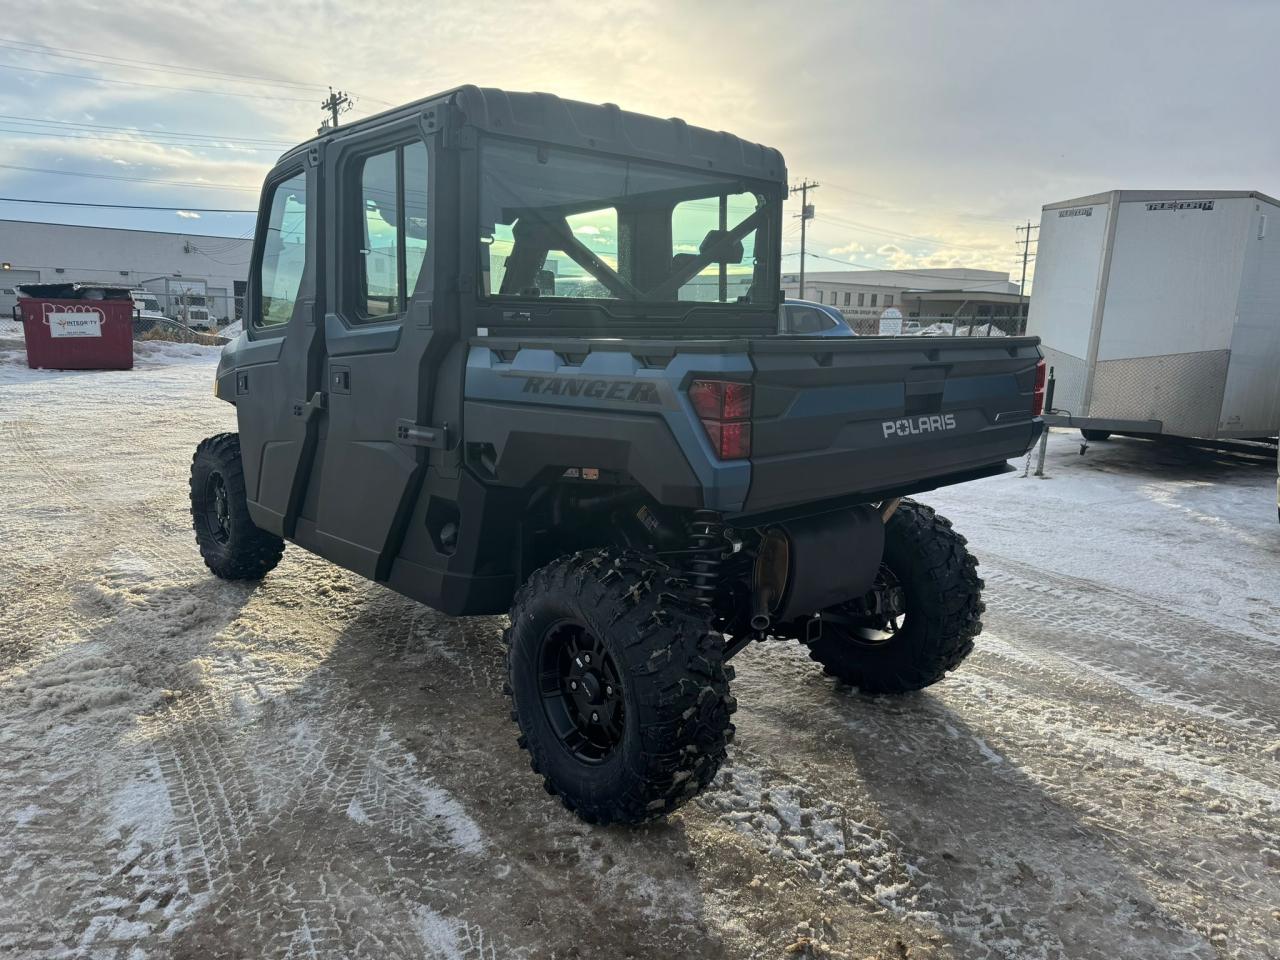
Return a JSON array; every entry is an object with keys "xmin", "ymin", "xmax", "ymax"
[{"xmin": 133, "ymin": 340, "xmax": 222, "ymax": 365}]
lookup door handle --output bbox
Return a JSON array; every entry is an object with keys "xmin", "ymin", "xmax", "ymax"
[
  {"xmin": 292, "ymin": 391, "xmax": 327, "ymax": 420},
  {"xmin": 395, "ymin": 419, "xmax": 449, "ymax": 449}
]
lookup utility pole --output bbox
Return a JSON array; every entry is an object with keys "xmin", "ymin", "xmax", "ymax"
[
  {"xmin": 1015, "ymin": 221, "xmax": 1039, "ymax": 333},
  {"xmin": 790, "ymin": 180, "xmax": 819, "ymax": 299},
  {"xmin": 319, "ymin": 87, "xmax": 353, "ymax": 134}
]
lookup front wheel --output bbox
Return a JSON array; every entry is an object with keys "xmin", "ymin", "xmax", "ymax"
[
  {"xmin": 505, "ymin": 550, "xmax": 735, "ymax": 824},
  {"xmin": 1081, "ymin": 429, "xmax": 1112, "ymax": 441},
  {"xmin": 190, "ymin": 433, "xmax": 284, "ymax": 580},
  {"xmin": 804, "ymin": 500, "xmax": 983, "ymax": 694}
]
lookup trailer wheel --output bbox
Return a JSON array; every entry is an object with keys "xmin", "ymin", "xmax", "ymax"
[
  {"xmin": 804, "ymin": 500, "xmax": 982, "ymax": 694},
  {"xmin": 190, "ymin": 433, "xmax": 284, "ymax": 580},
  {"xmin": 504, "ymin": 549, "xmax": 735, "ymax": 824},
  {"xmin": 1081, "ymin": 429, "xmax": 1112, "ymax": 441}
]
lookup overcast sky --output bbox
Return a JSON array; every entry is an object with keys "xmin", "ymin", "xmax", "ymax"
[{"xmin": 1, "ymin": 0, "xmax": 1276, "ymax": 287}]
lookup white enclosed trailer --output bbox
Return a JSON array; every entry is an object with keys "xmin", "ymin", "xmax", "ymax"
[{"xmin": 1028, "ymin": 190, "xmax": 1280, "ymax": 439}]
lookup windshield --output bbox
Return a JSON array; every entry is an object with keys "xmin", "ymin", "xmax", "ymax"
[{"xmin": 478, "ymin": 138, "xmax": 779, "ymax": 308}]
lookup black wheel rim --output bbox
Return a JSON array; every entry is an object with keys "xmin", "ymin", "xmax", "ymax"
[
  {"xmin": 204, "ymin": 471, "xmax": 231, "ymax": 545},
  {"xmin": 537, "ymin": 620, "xmax": 626, "ymax": 764}
]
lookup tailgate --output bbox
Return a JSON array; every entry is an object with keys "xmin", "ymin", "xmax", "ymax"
[{"xmin": 743, "ymin": 336, "xmax": 1042, "ymax": 514}]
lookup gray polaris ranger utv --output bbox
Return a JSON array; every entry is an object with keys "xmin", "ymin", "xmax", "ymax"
[{"xmin": 191, "ymin": 86, "xmax": 1045, "ymax": 824}]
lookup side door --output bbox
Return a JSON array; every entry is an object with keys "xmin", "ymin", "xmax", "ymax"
[
  {"xmin": 305, "ymin": 120, "xmax": 441, "ymax": 581},
  {"xmin": 236, "ymin": 152, "xmax": 326, "ymax": 537}
]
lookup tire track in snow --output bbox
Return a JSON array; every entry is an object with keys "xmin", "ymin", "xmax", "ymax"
[
  {"xmin": 721, "ymin": 652, "xmax": 1221, "ymax": 960},
  {"xmin": 980, "ymin": 562, "xmax": 1280, "ymax": 737}
]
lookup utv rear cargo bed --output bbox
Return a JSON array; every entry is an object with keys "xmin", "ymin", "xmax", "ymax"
[{"xmin": 743, "ymin": 335, "xmax": 1042, "ymax": 513}]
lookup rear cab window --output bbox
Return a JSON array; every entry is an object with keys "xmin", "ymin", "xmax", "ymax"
[{"xmin": 476, "ymin": 137, "xmax": 781, "ymax": 334}]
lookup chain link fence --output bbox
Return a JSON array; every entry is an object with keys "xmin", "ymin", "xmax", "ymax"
[{"xmin": 844, "ymin": 314, "xmax": 1026, "ymax": 336}]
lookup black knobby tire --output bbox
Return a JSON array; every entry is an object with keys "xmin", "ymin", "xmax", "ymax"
[
  {"xmin": 190, "ymin": 433, "xmax": 284, "ymax": 580},
  {"xmin": 504, "ymin": 549, "xmax": 736, "ymax": 825},
  {"xmin": 1081, "ymin": 429, "xmax": 1112, "ymax": 441},
  {"xmin": 805, "ymin": 499, "xmax": 983, "ymax": 694}
]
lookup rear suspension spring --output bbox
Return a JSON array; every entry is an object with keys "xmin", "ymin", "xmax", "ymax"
[{"xmin": 685, "ymin": 509, "xmax": 726, "ymax": 606}]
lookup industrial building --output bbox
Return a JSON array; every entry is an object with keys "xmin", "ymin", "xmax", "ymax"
[
  {"xmin": 0, "ymin": 219, "xmax": 251, "ymax": 323},
  {"xmin": 1028, "ymin": 189, "xmax": 1280, "ymax": 440},
  {"xmin": 782, "ymin": 268, "xmax": 1026, "ymax": 334}
]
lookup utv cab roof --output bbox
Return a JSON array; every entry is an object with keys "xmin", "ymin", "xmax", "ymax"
[{"xmin": 283, "ymin": 85, "xmax": 786, "ymax": 185}]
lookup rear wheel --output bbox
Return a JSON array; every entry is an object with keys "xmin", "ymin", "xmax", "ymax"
[
  {"xmin": 190, "ymin": 433, "xmax": 284, "ymax": 580},
  {"xmin": 804, "ymin": 500, "xmax": 982, "ymax": 694},
  {"xmin": 505, "ymin": 550, "xmax": 735, "ymax": 824},
  {"xmin": 1081, "ymin": 428, "xmax": 1112, "ymax": 441}
]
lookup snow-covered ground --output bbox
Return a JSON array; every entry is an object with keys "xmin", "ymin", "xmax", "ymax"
[{"xmin": 1, "ymin": 345, "xmax": 1277, "ymax": 960}]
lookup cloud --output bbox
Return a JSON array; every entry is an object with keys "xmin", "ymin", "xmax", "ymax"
[
  {"xmin": 175, "ymin": 210, "xmax": 201, "ymax": 219},
  {"xmin": 828, "ymin": 241, "xmax": 866, "ymax": 256}
]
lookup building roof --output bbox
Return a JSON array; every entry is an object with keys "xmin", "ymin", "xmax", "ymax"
[
  {"xmin": 0, "ymin": 218, "xmax": 252, "ymax": 245},
  {"xmin": 900, "ymin": 289, "xmax": 1026, "ymax": 304},
  {"xmin": 782, "ymin": 267, "xmax": 1015, "ymax": 293},
  {"xmin": 1044, "ymin": 189, "xmax": 1280, "ymax": 211}
]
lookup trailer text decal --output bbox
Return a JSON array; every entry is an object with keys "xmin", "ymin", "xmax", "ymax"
[
  {"xmin": 1145, "ymin": 200, "xmax": 1215, "ymax": 212},
  {"xmin": 1057, "ymin": 207, "xmax": 1093, "ymax": 217}
]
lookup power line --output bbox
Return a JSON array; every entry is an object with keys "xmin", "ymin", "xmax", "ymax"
[
  {"xmin": 0, "ymin": 113, "xmax": 294, "ymax": 146},
  {"xmin": 0, "ymin": 36, "xmax": 394, "ymax": 108},
  {"xmin": 0, "ymin": 125, "xmax": 288, "ymax": 152},
  {"xmin": 823, "ymin": 180, "xmax": 1019, "ymax": 225},
  {"xmin": 0, "ymin": 36, "xmax": 327, "ymax": 91},
  {"xmin": 813, "ymin": 211, "xmax": 999, "ymax": 252},
  {"xmin": 0, "ymin": 161, "xmax": 260, "ymax": 192},
  {"xmin": 0, "ymin": 39, "xmax": 327, "ymax": 94},
  {"xmin": 0, "ymin": 196, "xmax": 254, "ymax": 213},
  {"xmin": 0, "ymin": 60, "xmax": 318, "ymax": 103}
]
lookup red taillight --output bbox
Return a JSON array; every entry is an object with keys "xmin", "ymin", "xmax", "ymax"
[
  {"xmin": 1032, "ymin": 359, "xmax": 1047, "ymax": 416},
  {"xmin": 689, "ymin": 378, "xmax": 752, "ymax": 459}
]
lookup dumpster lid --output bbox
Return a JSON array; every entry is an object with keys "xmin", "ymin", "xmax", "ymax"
[{"xmin": 17, "ymin": 282, "xmax": 135, "ymax": 300}]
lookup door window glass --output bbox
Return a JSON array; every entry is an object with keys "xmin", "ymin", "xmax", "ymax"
[
  {"xmin": 354, "ymin": 140, "xmax": 429, "ymax": 320},
  {"xmin": 404, "ymin": 141, "xmax": 429, "ymax": 297},
  {"xmin": 258, "ymin": 171, "xmax": 307, "ymax": 327},
  {"xmin": 360, "ymin": 150, "xmax": 399, "ymax": 317}
]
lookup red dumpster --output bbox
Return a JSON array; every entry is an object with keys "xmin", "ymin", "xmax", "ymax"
[{"xmin": 15, "ymin": 282, "xmax": 134, "ymax": 370}]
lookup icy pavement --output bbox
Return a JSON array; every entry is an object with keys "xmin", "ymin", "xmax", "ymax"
[{"xmin": 0, "ymin": 347, "xmax": 1277, "ymax": 960}]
